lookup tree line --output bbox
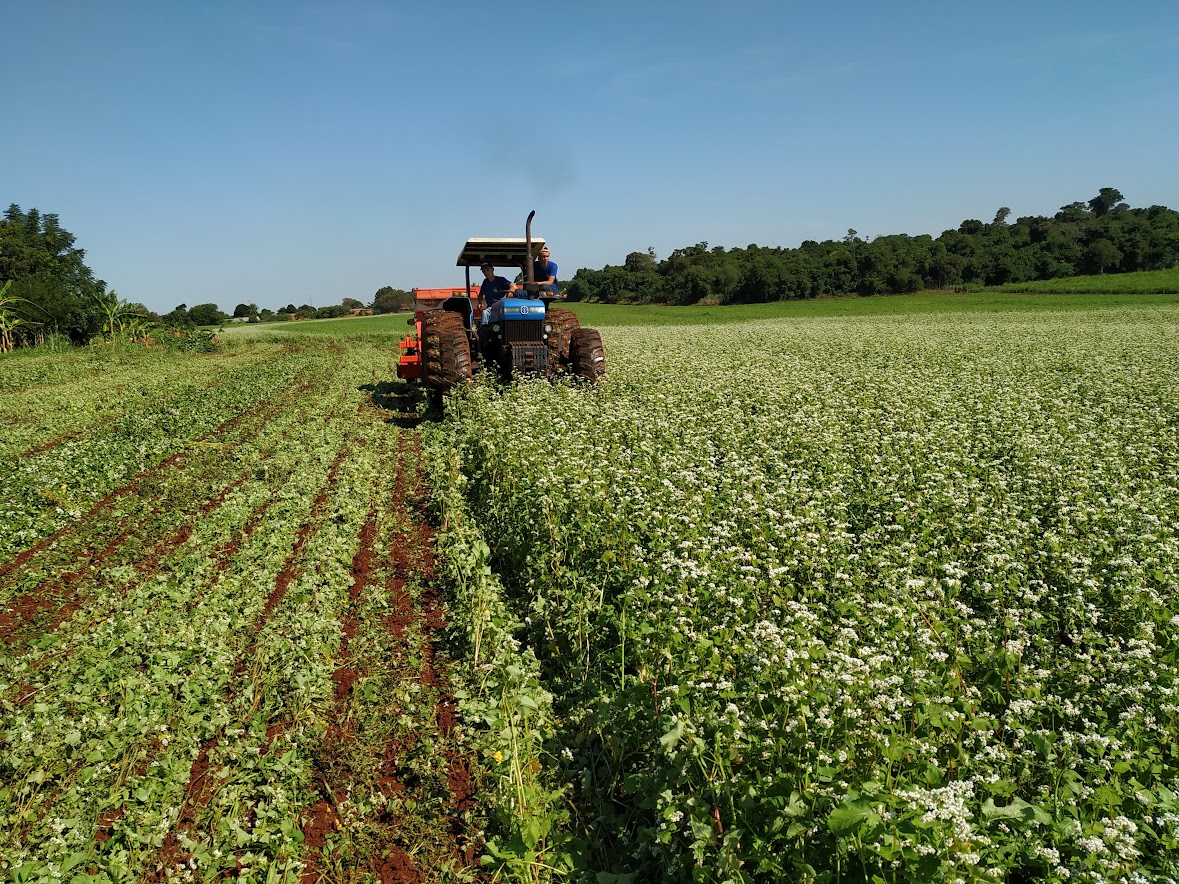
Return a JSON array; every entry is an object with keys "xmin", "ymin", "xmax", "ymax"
[
  {"xmin": 565, "ymin": 188, "xmax": 1179, "ymax": 305},
  {"xmin": 6, "ymin": 189, "xmax": 1179, "ymax": 346}
]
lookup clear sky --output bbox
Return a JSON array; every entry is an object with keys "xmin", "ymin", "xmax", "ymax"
[{"xmin": 4, "ymin": 0, "xmax": 1177, "ymax": 314}]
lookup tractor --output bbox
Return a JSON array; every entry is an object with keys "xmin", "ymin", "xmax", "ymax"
[{"xmin": 397, "ymin": 212, "xmax": 606, "ymax": 395}]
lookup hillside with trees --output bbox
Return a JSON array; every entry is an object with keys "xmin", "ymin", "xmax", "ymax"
[{"xmin": 566, "ymin": 188, "xmax": 1179, "ymax": 305}]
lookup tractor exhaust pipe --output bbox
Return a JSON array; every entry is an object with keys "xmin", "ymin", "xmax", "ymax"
[{"xmin": 524, "ymin": 210, "xmax": 536, "ymax": 291}]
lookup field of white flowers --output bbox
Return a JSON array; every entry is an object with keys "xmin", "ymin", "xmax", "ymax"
[{"xmin": 429, "ymin": 305, "xmax": 1179, "ymax": 882}]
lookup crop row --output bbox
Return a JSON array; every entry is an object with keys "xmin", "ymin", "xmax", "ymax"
[
  {"xmin": 0, "ymin": 342, "xmax": 482, "ymax": 882},
  {"xmin": 0, "ymin": 347, "xmax": 280, "ymax": 460},
  {"xmin": 0, "ymin": 345, "xmax": 316, "ymax": 565}
]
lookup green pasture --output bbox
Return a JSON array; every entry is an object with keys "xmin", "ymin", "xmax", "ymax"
[
  {"xmin": 989, "ymin": 265, "xmax": 1179, "ymax": 295},
  {"xmin": 218, "ymin": 313, "xmax": 414, "ymax": 338},
  {"xmin": 218, "ymin": 288, "xmax": 1179, "ymax": 339}
]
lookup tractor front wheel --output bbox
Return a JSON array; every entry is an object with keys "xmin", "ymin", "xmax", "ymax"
[
  {"xmin": 569, "ymin": 327, "xmax": 606, "ymax": 383},
  {"xmin": 545, "ymin": 306, "xmax": 580, "ymax": 372}
]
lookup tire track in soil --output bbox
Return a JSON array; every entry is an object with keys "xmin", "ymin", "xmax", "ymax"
[
  {"xmin": 296, "ymin": 507, "xmax": 378, "ymax": 883},
  {"xmin": 298, "ymin": 435, "xmax": 481, "ymax": 883},
  {"xmin": 146, "ymin": 445, "xmax": 352, "ymax": 879},
  {"xmin": 18, "ymin": 427, "xmax": 85, "ymax": 459}
]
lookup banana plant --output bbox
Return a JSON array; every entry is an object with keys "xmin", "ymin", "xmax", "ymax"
[
  {"xmin": 0, "ymin": 280, "xmax": 38, "ymax": 353},
  {"xmin": 94, "ymin": 290, "xmax": 152, "ymax": 343},
  {"xmin": 95, "ymin": 290, "xmax": 127, "ymax": 340},
  {"xmin": 126, "ymin": 314, "xmax": 157, "ymax": 346}
]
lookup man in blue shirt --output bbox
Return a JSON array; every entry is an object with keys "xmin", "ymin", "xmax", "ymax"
[
  {"xmin": 479, "ymin": 263, "xmax": 512, "ymax": 308},
  {"xmin": 533, "ymin": 246, "xmax": 558, "ymax": 296}
]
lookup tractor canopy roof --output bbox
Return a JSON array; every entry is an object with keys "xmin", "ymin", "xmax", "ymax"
[{"xmin": 457, "ymin": 237, "xmax": 546, "ymax": 269}]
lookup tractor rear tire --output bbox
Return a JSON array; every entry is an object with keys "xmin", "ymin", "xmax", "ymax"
[
  {"xmin": 421, "ymin": 311, "xmax": 473, "ymax": 393},
  {"xmin": 569, "ymin": 327, "xmax": 606, "ymax": 383},
  {"xmin": 545, "ymin": 306, "xmax": 580, "ymax": 372}
]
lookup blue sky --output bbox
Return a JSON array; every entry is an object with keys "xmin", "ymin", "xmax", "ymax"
[{"xmin": 3, "ymin": 0, "xmax": 1177, "ymax": 314}]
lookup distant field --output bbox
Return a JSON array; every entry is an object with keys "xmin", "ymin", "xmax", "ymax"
[
  {"xmin": 567, "ymin": 290, "xmax": 1179, "ymax": 327},
  {"xmin": 989, "ymin": 266, "xmax": 1179, "ymax": 295},
  {"xmin": 220, "ymin": 313, "xmax": 413, "ymax": 338},
  {"xmin": 222, "ymin": 289, "xmax": 1179, "ymax": 338}
]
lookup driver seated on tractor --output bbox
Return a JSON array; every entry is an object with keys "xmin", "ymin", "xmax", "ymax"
[
  {"xmin": 533, "ymin": 246, "xmax": 558, "ymax": 296},
  {"xmin": 479, "ymin": 263, "xmax": 513, "ymax": 324}
]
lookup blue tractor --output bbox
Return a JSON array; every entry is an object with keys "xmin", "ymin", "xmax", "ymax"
[{"xmin": 398, "ymin": 212, "xmax": 605, "ymax": 395}]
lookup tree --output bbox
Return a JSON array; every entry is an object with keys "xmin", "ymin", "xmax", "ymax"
[
  {"xmin": 162, "ymin": 304, "xmax": 192, "ymax": 327},
  {"xmin": 188, "ymin": 303, "xmax": 229, "ymax": 326},
  {"xmin": 1085, "ymin": 239, "xmax": 1123, "ymax": 274},
  {"xmin": 564, "ymin": 189, "xmax": 1179, "ymax": 305},
  {"xmin": 624, "ymin": 250, "xmax": 656, "ymax": 273},
  {"xmin": 371, "ymin": 286, "xmax": 413, "ymax": 313},
  {"xmin": 282, "ymin": 304, "xmax": 298, "ymax": 315},
  {"xmin": 1088, "ymin": 187, "xmax": 1126, "ymax": 217},
  {"xmin": 341, "ymin": 297, "xmax": 364, "ymax": 310},
  {"xmin": 1056, "ymin": 202, "xmax": 1090, "ymax": 224},
  {"xmin": 233, "ymin": 303, "xmax": 258, "ymax": 320},
  {"xmin": 0, "ymin": 204, "xmax": 107, "ymax": 344},
  {"xmin": 295, "ymin": 304, "xmax": 317, "ymax": 319}
]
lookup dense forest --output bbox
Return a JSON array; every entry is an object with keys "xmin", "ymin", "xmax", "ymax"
[{"xmin": 565, "ymin": 188, "xmax": 1179, "ymax": 305}]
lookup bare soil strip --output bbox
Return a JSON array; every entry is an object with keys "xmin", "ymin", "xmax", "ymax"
[
  {"xmin": 298, "ymin": 507, "xmax": 378, "ymax": 882},
  {"xmin": 295, "ymin": 432, "xmax": 483, "ymax": 882},
  {"xmin": 149, "ymin": 445, "xmax": 353, "ymax": 875}
]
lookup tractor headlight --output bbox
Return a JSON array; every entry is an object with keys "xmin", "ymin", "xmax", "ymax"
[
  {"xmin": 544, "ymin": 323, "xmax": 553, "ymax": 333},
  {"xmin": 491, "ymin": 323, "xmax": 501, "ymax": 333}
]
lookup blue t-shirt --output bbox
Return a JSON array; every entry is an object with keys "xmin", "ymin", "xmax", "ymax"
[
  {"xmin": 480, "ymin": 275, "xmax": 511, "ymax": 306},
  {"xmin": 533, "ymin": 258, "xmax": 558, "ymax": 294}
]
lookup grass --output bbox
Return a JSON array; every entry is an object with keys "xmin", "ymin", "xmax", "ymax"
[
  {"xmin": 989, "ymin": 265, "xmax": 1179, "ymax": 295},
  {"xmin": 219, "ymin": 313, "xmax": 415, "ymax": 338},
  {"xmin": 215, "ymin": 290, "xmax": 1179, "ymax": 340},
  {"xmin": 556, "ymin": 290, "xmax": 1179, "ymax": 328},
  {"xmin": 212, "ymin": 267, "xmax": 1179, "ymax": 338}
]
